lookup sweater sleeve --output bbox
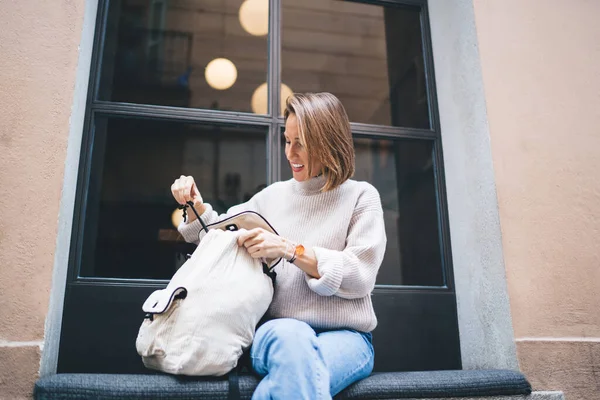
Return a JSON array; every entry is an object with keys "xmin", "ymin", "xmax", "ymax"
[
  {"xmin": 177, "ymin": 192, "xmax": 263, "ymax": 245},
  {"xmin": 305, "ymin": 186, "xmax": 387, "ymax": 299}
]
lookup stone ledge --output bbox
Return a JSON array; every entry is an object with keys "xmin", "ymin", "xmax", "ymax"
[
  {"xmin": 385, "ymin": 392, "xmax": 564, "ymax": 400},
  {"xmin": 34, "ymin": 369, "xmax": 537, "ymax": 399}
]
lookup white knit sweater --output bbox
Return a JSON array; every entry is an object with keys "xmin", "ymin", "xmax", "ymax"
[{"xmin": 178, "ymin": 175, "xmax": 387, "ymax": 332}]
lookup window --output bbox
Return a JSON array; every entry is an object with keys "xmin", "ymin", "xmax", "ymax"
[
  {"xmin": 282, "ymin": 0, "xmax": 429, "ymax": 128},
  {"xmin": 80, "ymin": 117, "xmax": 267, "ymax": 279},
  {"xmin": 60, "ymin": 0, "xmax": 460, "ymax": 374},
  {"xmin": 77, "ymin": 0, "xmax": 450, "ymax": 287},
  {"xmin": 98, "ymin": 0, "xmax": 269, "ymax": 112}
]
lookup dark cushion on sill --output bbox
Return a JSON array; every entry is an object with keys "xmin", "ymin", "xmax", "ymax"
[
  {"xmin": 34, "ymin": 369, "xmax": 531, "ymax": 400},
  {"xmin": 336, "ymin": 370, "xmax": 531, "ymax": 399}
]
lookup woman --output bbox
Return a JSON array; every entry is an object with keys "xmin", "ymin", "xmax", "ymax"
[{"xmin": 171, "ymin": 92, "xmax": 387, "ymax": 400}]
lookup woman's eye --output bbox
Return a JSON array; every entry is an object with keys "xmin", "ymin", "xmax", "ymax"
[{"xmin": 285, "ymin": 141, "xmax": 291, "ymax": 145}]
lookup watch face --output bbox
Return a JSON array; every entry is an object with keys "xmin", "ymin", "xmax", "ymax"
[{"xmin": 296, "ymin": 244, "xmax": 305, "ymax": 257}]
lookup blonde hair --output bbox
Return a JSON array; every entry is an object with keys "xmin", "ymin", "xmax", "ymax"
[{"xmin": 284, "ymin": 92, "xmax": 355, "ymax": 191}]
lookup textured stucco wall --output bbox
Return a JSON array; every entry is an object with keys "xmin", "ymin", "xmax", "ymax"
[
  {"xmin": 428, "ymin": 0, "xmax": 519, "ymax": 371},
  {"xmin": 0, "ymin": 1, "xmax": 85, "ymax": 398},
  {"xmin": 473, "ymin": 1, "xmax": 600, "ymax": 399}
]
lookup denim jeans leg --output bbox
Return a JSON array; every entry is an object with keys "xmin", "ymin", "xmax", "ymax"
[
  {"xmin": 250, "ymin": 319, "xmax": 375, "ymax": 399},
  {"xmin": 250, "ymin": 318, "xmax": 331, "ymax": 400},
  {"xmin": 316, "ymin": 329, "xmax": 374, "ymax": 396}
]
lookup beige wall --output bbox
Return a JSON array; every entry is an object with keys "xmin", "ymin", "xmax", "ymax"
[
  {"xmin": 0, "ymin": 1, "xmax": 85, "ymax": 398},
  {"xmin": 473, "ymin": 0, "xmax": 600, "ymax": 399},
  {"xmin": 2, "ymin": 0, "xmax": 599, "ymax": 398}
]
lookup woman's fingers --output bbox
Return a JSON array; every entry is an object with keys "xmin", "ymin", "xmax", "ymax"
[
  {"xmin": 172, "ymin": 176, "xmax": 183, "ymax": 204},
  {"xmin": 191, "ymin": 182, "xmax": 202, "ymax": 204},
  {"xmin": 236, "ymin": 229, "xmax": 253, "ymax": 246},
  {"xmin": 170, "ymin": 182, "xmax": 178, "ymax": 203},
  {"xmin": 183, "ymin": 176, "xmax": 193, "ymax": 203},
  {"xmin": 242, "ymin": 237, "xmax": 262, "ymax": 249},
  {"xmin": 177, "ymin": 182, "xmax": 186, "ymax": 204},
  {"xmin": 181, "ymin": 176, "xmax": 190, "ymax": 203},
  {"xmin": 171, "ymin": 175, "xmax": 201, "ymax": 205},
  {"xmin": 237, "ymin": 228, "xmax": 283, "ymax": 260},
  {"xmin": 236, "ymin": 228, "xmax": 262, "ymax": 246},
  {"xmin": 246, "ymin": 244, "xmax": 263, "ymax": 256}
]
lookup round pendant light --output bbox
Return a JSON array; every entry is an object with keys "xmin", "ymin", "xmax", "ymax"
[
  {"xmin": 251, "ymin": 82, "xmax": 293, "ymax": 115},
  {"xmin": 239, "ymin": 0, "xmax": 268, "ymax": 36},
  {"xmin": 171, "ymin": 208, "xmax": 184, "ymax": 228},
  {"xmin": 205, "ymin": 58, "xmax": 238, "ymax": 90}
]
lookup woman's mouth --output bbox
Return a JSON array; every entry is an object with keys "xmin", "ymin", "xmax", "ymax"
[{"xmin": 290, "ymin": 162, "xmax": 304, "ymax": 173}]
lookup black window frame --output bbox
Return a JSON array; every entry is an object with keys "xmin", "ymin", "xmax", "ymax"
[{"xmin": 68, "ymin": 0, "xmax": 454, "ymax": 293}]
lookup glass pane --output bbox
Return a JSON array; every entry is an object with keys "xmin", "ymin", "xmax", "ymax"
[
  {"xmin": 99, "ymin": 0, "xmax": 270, "ymax": 114},
  {"xmin": 356, "ymin": 138, "xmax": 442, "ymax": 285},
  {"xmin": 282, "ymin": 137, "xmax": 443, "ymax": 286},
  {"xmin": 80, "ymin": 117, "xmax": 267, "ymax": 279},
  {"xmin": 282, "ymin": 1, "xmax": 429, "ymax": 128}
]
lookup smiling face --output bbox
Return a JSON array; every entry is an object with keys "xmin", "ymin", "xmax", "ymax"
[
  {"xmin": 284, "ymin": 113, "xmax": 323, "ymax": 182},
  {"xmin": 283, "ymin": 93, "xmax": 355, "ymax": 191}
]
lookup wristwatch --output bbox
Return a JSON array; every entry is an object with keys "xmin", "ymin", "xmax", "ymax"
[{"xmin": 288, "ymin": 243, "xmax": 305, "ymax": 264}]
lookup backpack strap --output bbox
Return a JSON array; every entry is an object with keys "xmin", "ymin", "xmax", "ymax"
[
  {"xmin": 262, "ymin": 262, "xmax": 277, "ymax": 286},
  {"xmin": 185, "ymin": 201, "xmax": 209, "ymax": 232},
  {"xmin": 185, "ymin": 203, "xmax": 277, "ymax": 285}
]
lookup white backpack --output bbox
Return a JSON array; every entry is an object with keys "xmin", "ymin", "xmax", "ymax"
[{"xmin": 135, "ymin": 210, "xmax": 278, "ymax": 376}]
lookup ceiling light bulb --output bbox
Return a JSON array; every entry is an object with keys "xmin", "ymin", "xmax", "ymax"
[
  {"xmin": 171, "ymin": 208, "xmax": 184, "ymax": 228},
  {"xmin": 239, "ymin": 0, "xmax": 269, "ymax": 36},
  {"xmin": 251, "ymin": 83, "xmax": 293, "ymax": 115},
  {"xmin": 205, "ymin": 58, "xmax": 238, "ymax": 90}
]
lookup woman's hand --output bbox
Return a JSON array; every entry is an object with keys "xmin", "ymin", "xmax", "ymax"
[
  {"xmin": 238, "ymin": 228, "xmax": 321, "ymax": 278},
  {"xmin": 237, "ymin": 228, "xmax": 286, "ymax": 260},
  {"xmin": 171, "ymin": 175, "xmax": 205, "ymax": 222}
]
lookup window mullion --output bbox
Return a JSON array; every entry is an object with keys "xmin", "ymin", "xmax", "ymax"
[
  {"xmin": 91, "ymin": 101, "xmax": 273, "ymax": 126},
  {"xmin": 268, "ymin": 0, "xmax": 282, "ymax": 183},
  {"xmin": 268, "ymin": 0, "xmax": 281, "ymax": 121},
  {"xmin": 351, "ymin": 123, "xmax": 438, "ymax": 140}
]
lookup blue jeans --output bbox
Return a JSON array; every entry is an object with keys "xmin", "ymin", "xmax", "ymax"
[{"xmin": 250, "ymin": 318, "xmax": 374, "ymax": 400}]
